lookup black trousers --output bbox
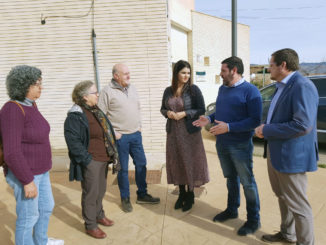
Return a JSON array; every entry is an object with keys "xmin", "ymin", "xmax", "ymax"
[{"xmin": 81, "ymin": 159, "xmax": 108, "ymax": 230}]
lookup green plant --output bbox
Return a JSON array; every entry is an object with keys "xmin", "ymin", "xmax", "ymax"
[{"xmin": 318, "ymin": 163, "xmax": 326, "ymax": 168}]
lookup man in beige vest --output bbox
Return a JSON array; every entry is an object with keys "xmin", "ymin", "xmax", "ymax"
[{"xmin": 98, "ymin": 64, "xmax": 160, "ymax": 212}]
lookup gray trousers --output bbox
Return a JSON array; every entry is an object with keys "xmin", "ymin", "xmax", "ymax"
[
  {"xmin": 267, "ymin": 150, "xmax": 314, "ymax": 245},
  {"xmin": 81, "ymin": 159, "xmax": 108, "ymax": 230}
]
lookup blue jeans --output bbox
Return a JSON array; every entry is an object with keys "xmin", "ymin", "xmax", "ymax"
[
  {"xmin": 216, "ymin": 139, "xmax": 260, "ymax": 222},
  {"xmin": 117, "ymin": 131, "xmax": 147, "ymax": 198},
  {"xmin": 6, "ymin": 170, "xmax": 54, "ymax": 245}
]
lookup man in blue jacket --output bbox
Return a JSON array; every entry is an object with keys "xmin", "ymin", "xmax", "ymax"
[
  {"xmin": 255, "ymin": 48, "xmax": 318, "ymax": 245},
  {"xmin": 193, "ymin": 56, "xmax": 262, "ymax": 236}
]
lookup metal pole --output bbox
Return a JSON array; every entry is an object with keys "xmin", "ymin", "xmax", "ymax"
[
  {"xmin": 263, "ymin": 66, "xmax": 266, "ymax": 87},
  {"xmin": 232, "ymin": 0, "xmax": 237, "ymax": 56},
  {"xmin": 92, "ymin": 29, "xmax": 100, "ymax": 90}
]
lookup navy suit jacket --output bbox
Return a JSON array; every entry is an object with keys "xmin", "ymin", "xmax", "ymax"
[{"xmin": 263, "ymin": 72, "xmax": 319, "ymax": 173}]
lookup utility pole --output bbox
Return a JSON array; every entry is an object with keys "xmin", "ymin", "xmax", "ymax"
[{"xmin": 232, "ymin": 0, "xmax": 237, "ymax": 56}]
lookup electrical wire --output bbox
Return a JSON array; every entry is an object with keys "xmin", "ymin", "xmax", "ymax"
[{"xmin": 41, "ymin": 0, "xmax": 94, "ymax": 24}]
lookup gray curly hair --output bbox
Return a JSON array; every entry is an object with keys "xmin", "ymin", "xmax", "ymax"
[
  {"xmin": 6, "ymin": 65, "xmax": 42, "ymax": 101},
  {"xmin": 72, "ymin": 80, "xmax": 94, "ymax": 106}
]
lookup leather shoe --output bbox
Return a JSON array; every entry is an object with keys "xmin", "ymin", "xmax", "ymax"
[
  {"xmin": 261, "ymin": 232, "xmax": 296, "ymax": 243},
  {"xmin": 86, "ymin": 227, "xmax": 107, "ymax": 239},
  {"xmin": 213, "ymin": 209, "xmax": 238, "ymax": 222},
  {"xmin": 97, "ymin": 217, "xmax": 114, "ymax": 226}
]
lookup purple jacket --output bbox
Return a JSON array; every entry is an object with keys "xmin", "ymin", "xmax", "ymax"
[{"xmin": 0, "ymin": 102, "xmax": 52, "ymax": 185}]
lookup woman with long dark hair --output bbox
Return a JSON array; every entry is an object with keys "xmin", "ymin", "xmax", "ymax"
[{"xmin": 160, "ymin": 60, "xmax": 209, "ymax": 211}]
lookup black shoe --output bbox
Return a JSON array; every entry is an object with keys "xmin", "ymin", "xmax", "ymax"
[
  {"xmin": 261, "ymin": 232, "xmax": 297, "ymax": 243},
  {"xmin": 136, "ymin": 194, "xmax": 160, "ymax": 204},
  {"xmin": 237, "ymin": 220, "xmax": 261, "ymax": 236},
  {"xmin": 182, "ymin": 191, "xmax": 194, "ymax": 212},
  {"xmin": 121, "ymin": 197, "xmax": 133, "ymax": 212},
  {"xmin": 174, "ymin": 189, "xmax": 186, "ymax": 210},
  {"xmin": 213, "ymin": 209, "xmax": 238, "ymax": 222}
]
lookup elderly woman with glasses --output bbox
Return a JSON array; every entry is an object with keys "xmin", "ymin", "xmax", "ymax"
[
  {"xmin": 0, "ymin": 65, "xmax": 63, "ymax": 245},
  {"xmin": 64, "ymin": 80, "xmax": 120, "ymax": 239}
]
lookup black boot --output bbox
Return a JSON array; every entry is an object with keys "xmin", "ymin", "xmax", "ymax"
[
  {"xmin": 174, "ymin": 185, "xmax": 186, "ymax": 209},
  {"xmin": 182, "ymin": 191, "xmax": 194, "ymax": 212}
]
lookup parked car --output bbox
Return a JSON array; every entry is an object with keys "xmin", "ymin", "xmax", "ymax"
[{"xmin": 204, "ymin": 75, "xmax": 326, "ymax": 143}]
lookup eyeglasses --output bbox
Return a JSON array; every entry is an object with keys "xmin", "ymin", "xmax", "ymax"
[
  {"xmin": 33, "ymin": 81, "xmax": 42, "ymax": 87},
  {"xmin": 89, "ymin": 91, "xmax": 99, "ymax": 95}
]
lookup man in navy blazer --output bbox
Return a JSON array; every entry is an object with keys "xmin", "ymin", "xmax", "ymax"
[{"xmin": 255, "ymin": 48, "xmax": 318, "ymax": 245}]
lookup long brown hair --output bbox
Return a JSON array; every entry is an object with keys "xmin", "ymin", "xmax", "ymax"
[{"xmin": 172, "ymin": 60, "xmax": 192, "ymax": 95}]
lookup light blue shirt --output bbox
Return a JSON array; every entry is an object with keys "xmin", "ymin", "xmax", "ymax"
[
  {"xmin": 17, "ymin": 98, "xmax": 35, "ymax": 107},
  {"xmin": 266, "ymin": 72, "xmax": 295, "ymax": 124},
  {"xmin": 228, "ymin": 77, "xmax": 245, "ymax": 88}
]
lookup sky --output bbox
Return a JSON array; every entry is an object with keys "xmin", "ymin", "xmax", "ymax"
[{"xmin": 195, "ymin": 0, "xmax": 326, "ymax": 64}]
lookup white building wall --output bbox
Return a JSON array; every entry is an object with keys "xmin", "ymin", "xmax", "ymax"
[
  {"xmin": 168, "ymin": 0, "xmax": 193, "ymax": 83},
  {"xmin": 0, "ymin": 0, "xmax": 169, "ymax": 161},
  {"xmin": 191, "ymin": 11, "xmax": 250, "ymax": 105},
  {"xmin": 170, "ymin": 26, "xmax": 189, "ymax": 63}
]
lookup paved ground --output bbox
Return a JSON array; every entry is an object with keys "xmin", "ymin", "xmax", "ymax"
[{"xmin": 1, "ymin": 132, "xmax": 326, "ymax": 245}]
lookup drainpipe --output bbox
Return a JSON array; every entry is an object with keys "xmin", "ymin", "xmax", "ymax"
[{"xmin": 92, "ymin": 29, "xmax": 100, "ymax": 90}]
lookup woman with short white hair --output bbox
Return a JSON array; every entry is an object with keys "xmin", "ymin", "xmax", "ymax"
[{"xmin": 64, "ymin": 80, "xmax": 120, "ymax": 239}]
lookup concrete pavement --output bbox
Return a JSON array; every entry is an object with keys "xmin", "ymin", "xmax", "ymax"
[{"xmin": 1, "ymin": 131, "xmax": 326, "ymax": 245}]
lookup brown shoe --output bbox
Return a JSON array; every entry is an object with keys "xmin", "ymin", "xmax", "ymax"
[
  {"xmin": 261, "ymin": 232, "xmax": 296, "ymax": 243},
  {"xmin": 86, "ymin": 227, "xmax": 107, "ymax": 239},
  {"xmin": 97, "ymin": 217, "xmax": 114, "ymax": 226}
]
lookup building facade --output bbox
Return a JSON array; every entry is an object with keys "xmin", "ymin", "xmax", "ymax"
[
  {"xmin": 169, "ymin": 1, "xmax": 250, "ymax": 105},
  {"xmin": 0, "ymin": 0, "xmax": 249, "ymax": 168},
  {"xmin": 0, "ymin": 0, "xmax": 169, "ymax": 162}
]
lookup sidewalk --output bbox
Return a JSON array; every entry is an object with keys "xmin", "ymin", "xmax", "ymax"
[{"xmin": 1, "ymin": 132, "xmax": 326, "ymax": 245}]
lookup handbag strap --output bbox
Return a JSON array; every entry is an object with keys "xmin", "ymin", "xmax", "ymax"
[{"xmin": 8, "ymin": 100, "xmax": 25, "ymax": 116}]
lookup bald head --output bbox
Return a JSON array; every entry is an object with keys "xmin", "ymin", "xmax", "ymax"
[
  {"xmin": 112, "ymin": 63, "xmax": 126, "ymax": 75},
  {"xmin": 112, "ymin": 63, "xmax": 130, "ymax": 87}
]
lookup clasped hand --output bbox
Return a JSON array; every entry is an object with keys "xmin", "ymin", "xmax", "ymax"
[
  {"xmin": 167, "ymin": 110, "xmax": 186, "ymax": 121},
  {"xmin": 254, "ymin": 124, "xmax": 265, "ymax": 138}
]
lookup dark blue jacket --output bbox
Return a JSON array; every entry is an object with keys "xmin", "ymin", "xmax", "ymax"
[{"xmin": 160, "ymin": 84, "xmax": 205, "ymax": 134}]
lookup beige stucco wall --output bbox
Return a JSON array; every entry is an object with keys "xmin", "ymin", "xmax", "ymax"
[
  {"xmin": 176, "ymin": 0, "xmax": 194, "ymax": 10},
  {"xmin": 0, "ymin": 1, "xmax": 169, "ymax": 161},
  {"xmin": 191, "ymin": 11, "xmax": 250, "ymax": 105},
  {"xmin": 169, "ymin": 0, "xmax": 192, "ymax": 30}
]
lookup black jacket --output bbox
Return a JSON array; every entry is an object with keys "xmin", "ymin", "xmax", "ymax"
[
  {"xmin": 64, "ymin": 105, "xmax": 92, "ymax": 181},
  {"xmin": 64, "ymin": 104, "xmax": 116, "ymax": 181},
  {"xmin": 160, "ymin": 84, "xmax": 205, "ymax": 134}
]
